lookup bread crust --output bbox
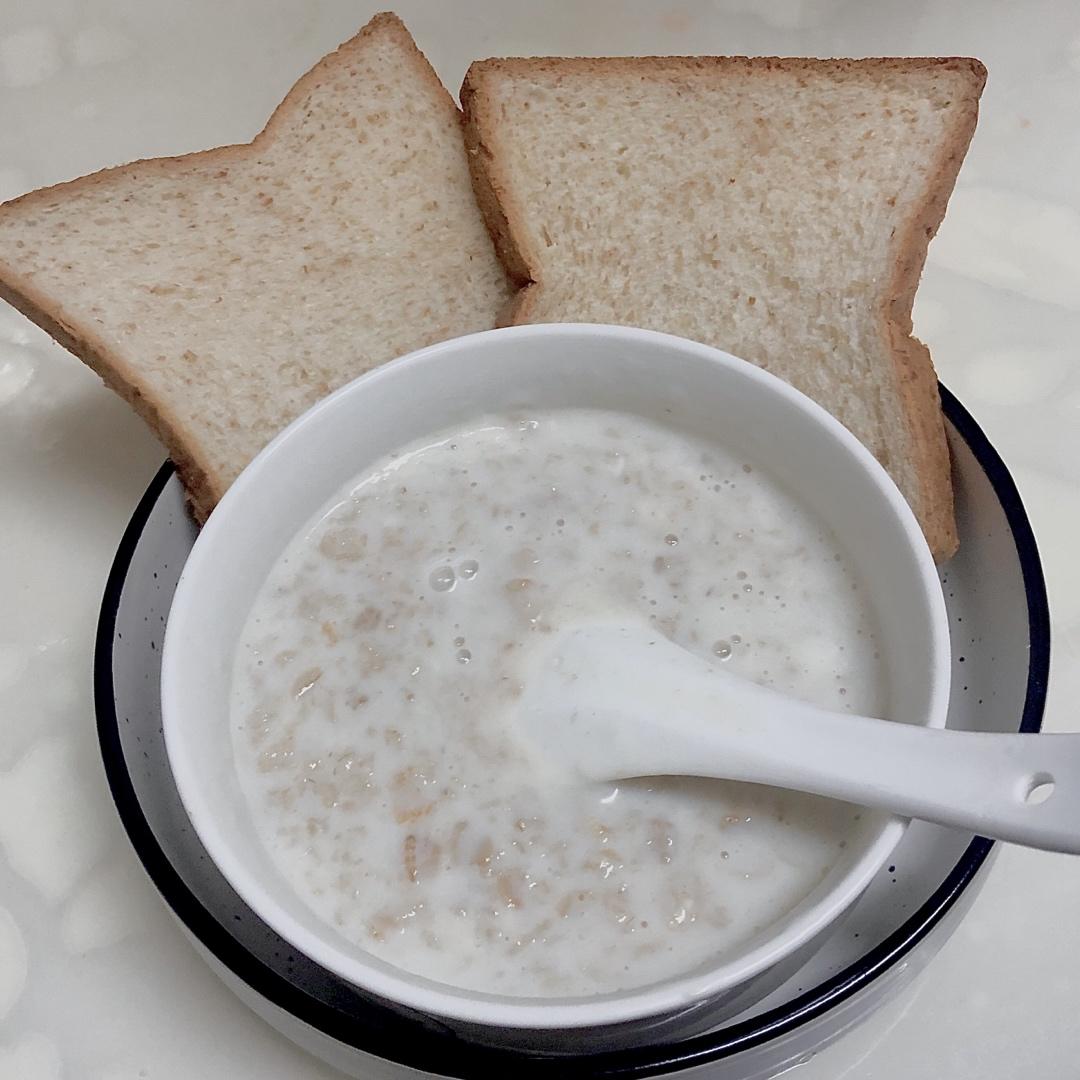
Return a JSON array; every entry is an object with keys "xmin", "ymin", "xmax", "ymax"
[
  {"xmin": 461, "ymin": 71, "xmax": 536, "ymax": 293},
  {"xmin": 461, "ymin": 55, "xmax": 986, "ymax": 561},
  {"xmin": 883, "ymin": 59, "xmax": 985, "ymax": 559},
  {"xmin": 0, "ymin": 12, "xmax": 448, "ymax": 523}
]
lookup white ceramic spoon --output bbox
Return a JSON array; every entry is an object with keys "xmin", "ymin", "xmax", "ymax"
[{"xmin": 521, "ymin": 622, "xmax": 1079, "ymax": 855}]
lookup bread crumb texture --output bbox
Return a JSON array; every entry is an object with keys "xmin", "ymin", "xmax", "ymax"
[
  {"xmin": 463, "ymin": 56, "xmax": 986, "ymax": 559},
  {"xmin": 0, "ymin": 13, "xmax": 510, "ymax": 519}
]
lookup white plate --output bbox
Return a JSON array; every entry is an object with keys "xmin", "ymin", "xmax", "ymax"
[{"xmin": 95, "ymin": 387, "xmax": 1048, "ymax": 1079}]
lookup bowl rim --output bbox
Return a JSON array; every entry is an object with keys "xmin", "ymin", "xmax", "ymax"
[
  {"xmin": 156, "ymin": 324, "xmax": 950, "ymax": 1031},
  {"xmin": 96, "ymin": 380, "xmax": 1048, "ymax": 1076}
]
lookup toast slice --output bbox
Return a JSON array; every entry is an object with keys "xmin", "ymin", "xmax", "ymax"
[
  {"xmin": 461, "ymin": 56, "xmax": 986, "ymax": 560},
  {"xmin": 0, "ymin": 13, "xmax": 509, "ymax": 521}
]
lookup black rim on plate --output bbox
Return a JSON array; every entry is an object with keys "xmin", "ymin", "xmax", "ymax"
[{"xmin": 95, "ymin": 386, "xmax": 1050, "ymax": 1078}]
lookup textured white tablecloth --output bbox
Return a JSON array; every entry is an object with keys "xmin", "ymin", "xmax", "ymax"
[{"xmin": 2, "ymin": 2, "xmax": 1079, "ymax": 1076}]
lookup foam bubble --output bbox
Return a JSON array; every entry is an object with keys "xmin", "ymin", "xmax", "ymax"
[{"xmin": 429, "ymin": 566, "xmax": 456, "ymax": 592}]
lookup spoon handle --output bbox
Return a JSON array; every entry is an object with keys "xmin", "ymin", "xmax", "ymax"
[
  {"xmin": 528, "ymin": 624, "xmax": 1078, "ymax": 854},
  {"xmin": 644, "ymin": 707, "xmax": 1080, "ymax": 855}
]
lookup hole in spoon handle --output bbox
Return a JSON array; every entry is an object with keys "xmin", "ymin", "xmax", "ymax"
[{"xmin": 1023, "ymin": 773, "xmax": 1055, "ymax": 805}]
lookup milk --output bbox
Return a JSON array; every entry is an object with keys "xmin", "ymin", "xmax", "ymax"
[{"xmin": 230, "ymin": 408, "xmax": 885, "ymax": 996}]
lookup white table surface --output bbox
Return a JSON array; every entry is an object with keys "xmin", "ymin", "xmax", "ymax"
[{"xmin": 1, "ymin": 1, "xmax": 1078, "ymax": 1077}]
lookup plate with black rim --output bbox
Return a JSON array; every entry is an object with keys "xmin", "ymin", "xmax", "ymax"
[{"xmin": 95, "ymin": 386, "xmax": 1048, "ymax": 1080}]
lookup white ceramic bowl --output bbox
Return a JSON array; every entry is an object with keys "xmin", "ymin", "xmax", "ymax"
[{"xmin": 161, "ymin": 324, "xmax": 950, "ymax": 1039}]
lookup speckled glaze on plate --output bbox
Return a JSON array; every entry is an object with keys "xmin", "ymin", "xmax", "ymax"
[{"xmin": 95, "ymin": 387, "xmax": 1048, "ymax": 1079}]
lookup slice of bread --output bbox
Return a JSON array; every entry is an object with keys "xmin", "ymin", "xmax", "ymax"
[
  {"xmin": 461, "ymin": 56, "xmax": 986, "ymax": 560},
  {"xmin": 0, "ymin": 12, "xmax": 509, "ymax": 521}
]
